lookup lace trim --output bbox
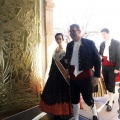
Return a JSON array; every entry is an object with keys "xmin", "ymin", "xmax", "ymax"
[
  {"xmin": 53, "ymin": 48, "xmax": 65, "ymax": 61},
  {"xmin": 40, "ymin": 99, "xmax": 72, "ymax": 115}
]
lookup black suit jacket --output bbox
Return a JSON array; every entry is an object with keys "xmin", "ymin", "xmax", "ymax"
[
  {"xmin": 65, "ymin": 38, "xmax": 101, "ymax": 77},
  {"xmin": 99, "ymin": 38, "xmax": 120, "ymax": 70}
]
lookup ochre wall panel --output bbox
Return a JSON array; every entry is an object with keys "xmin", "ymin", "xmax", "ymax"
[{"xmin": 0, "ymin": 0, "xmax": 42, "ymax": 117}]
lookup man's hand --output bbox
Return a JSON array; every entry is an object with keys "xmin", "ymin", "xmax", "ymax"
[
  {"xmin": 101, "ymin": 73, "xmax": 104, "ymax": 79},
  {"xmin": 114, "ymin": 69, "xmax": 119, "ymax": 74},
  {"xmin": 92, "ymin": 77, "xmax": 100, "ymax": 87},
  {"xmin": 100, "ymin": 55, "xmax": 103, "ymax": 60}
]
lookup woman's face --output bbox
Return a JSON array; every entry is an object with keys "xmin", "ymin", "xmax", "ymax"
[{"xmin": 55, "ymin": 35, "xmax": 63, "ymax": 45}]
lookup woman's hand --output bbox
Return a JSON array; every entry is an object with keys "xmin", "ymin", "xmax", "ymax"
[
  {"xmin": 65, "ymin": 59, "xmax": 68, "ymax": 64},
  {"xmin": 92, "ymin": 77, "xmax": 100, "ymax": 87},
  {"xmin": 66, "ymin": 69, "xmax": 69, "ymax": 75}
]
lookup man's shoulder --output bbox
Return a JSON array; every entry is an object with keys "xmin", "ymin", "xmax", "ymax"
[
  {"xmin": 67, "ymin": 40, "xmax": 74, "ymax": 45},
  {"xmin": 112, "ymin": 38, "xmax": 120, "ymax": 43},
  {"xmin": 81, "ymin": 37, "xmax": 95, "ymax": 44},
  {"xmin": 100, "ymin": 41, "xmax": 105, "ymax": 45}
]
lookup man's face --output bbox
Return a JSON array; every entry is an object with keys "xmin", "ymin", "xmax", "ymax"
[
  {"xmin": 101, "ymin": 32, "xmax": 109, "ymax": 40},
  {"xmin": 69, "ymin": 27, "xmax": 81, "ymax": 41}
]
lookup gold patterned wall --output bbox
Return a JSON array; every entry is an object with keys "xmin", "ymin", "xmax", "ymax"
[{"xmin": 0, "ymin": 0, "xmax": 42, "ymax": 115}]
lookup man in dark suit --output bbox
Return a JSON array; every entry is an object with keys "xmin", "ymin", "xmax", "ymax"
[
  {"xmin": 99, "ymin": 28, "xmax": 120, "ymax": 111},
  {"xmin": 65, "ymin": 24, "xmax": 101, "ymax": 120}
]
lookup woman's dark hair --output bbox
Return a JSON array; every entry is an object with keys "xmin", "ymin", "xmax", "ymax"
[
  {"xmin": 101, "ymin": 28, "xmax": 110, "ymax": 34},
  {"xmin": 55, "ymin": 33, "xmax": 64, "ymax": 40}
]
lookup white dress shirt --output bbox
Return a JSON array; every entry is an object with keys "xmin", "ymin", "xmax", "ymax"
[
  {"xmin": 70, "ymin": 40, "xmax": 83, "ymax": 76},
  {"xmin": 103, "ymin": 39, "xmax": 111, "ymax": 61}
]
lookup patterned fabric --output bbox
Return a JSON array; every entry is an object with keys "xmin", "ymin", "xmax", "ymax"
[
  {"xmin": 40, "ymin": 99, "xmax": 72, "ymax": 115},
  {"xmin": 54, "ymin": 58, "xmax": 70, "ymax": 84},
  {"xmin": 53, "ymin": 47, "xmax": 66, "ymax": 61},
  {"xmin": 93, "ymin": 77, "xmax": 107, "ymax": 97},
  {"xmin": 39, "ymin": 48, "xmax": 72, "ymax": 115}
]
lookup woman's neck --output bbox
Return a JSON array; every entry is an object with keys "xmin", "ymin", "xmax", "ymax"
[{"xmin": 58, "ymin": 44, "xmax": 62, "ymax": 48}]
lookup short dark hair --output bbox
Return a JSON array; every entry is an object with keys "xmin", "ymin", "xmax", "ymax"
[
  {"xmin": 70, "ymin": 24, "xmax": 80, "ymax": 30},
  {"xmin": 101, "ymin": 28, "xmax": 110, "ymax": 34},
  {"xmin": 55, "ymin": 33, "xmax": 64, "ymax": 40}
]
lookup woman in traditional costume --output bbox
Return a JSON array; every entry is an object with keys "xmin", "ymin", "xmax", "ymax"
[{"xmin": 39, "ymin": 33, "xmax": 72, "ymax": 120}]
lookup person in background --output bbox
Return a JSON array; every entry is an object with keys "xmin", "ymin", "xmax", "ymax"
[
  {"xmin": 40, "ymin": 33, "xmax": 72, "ymax": 120},
  {"xmin": 99, "ymin": 28, "xmax": 120, "ymax": 111},
  {"xmin": 65, "ymin": 24, "xmax": 101, "ymax": 120}
]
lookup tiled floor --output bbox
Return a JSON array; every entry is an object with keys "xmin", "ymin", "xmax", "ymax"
[
  {"xmin": 39, "ymin": 114, "xmax": 90, "ymax": 120},
  {"xmin": 80, "ymin": 84, "xmax": 120, "ymax": 120}
]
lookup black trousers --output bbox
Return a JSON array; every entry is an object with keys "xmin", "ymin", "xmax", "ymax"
[
  {"xmin": 102, "ymin": 66, "xmax": 117, "ymax": 93},
  {"xmin": 70, "ymin": 76, "xmax": 94, "ymax": 107}
]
